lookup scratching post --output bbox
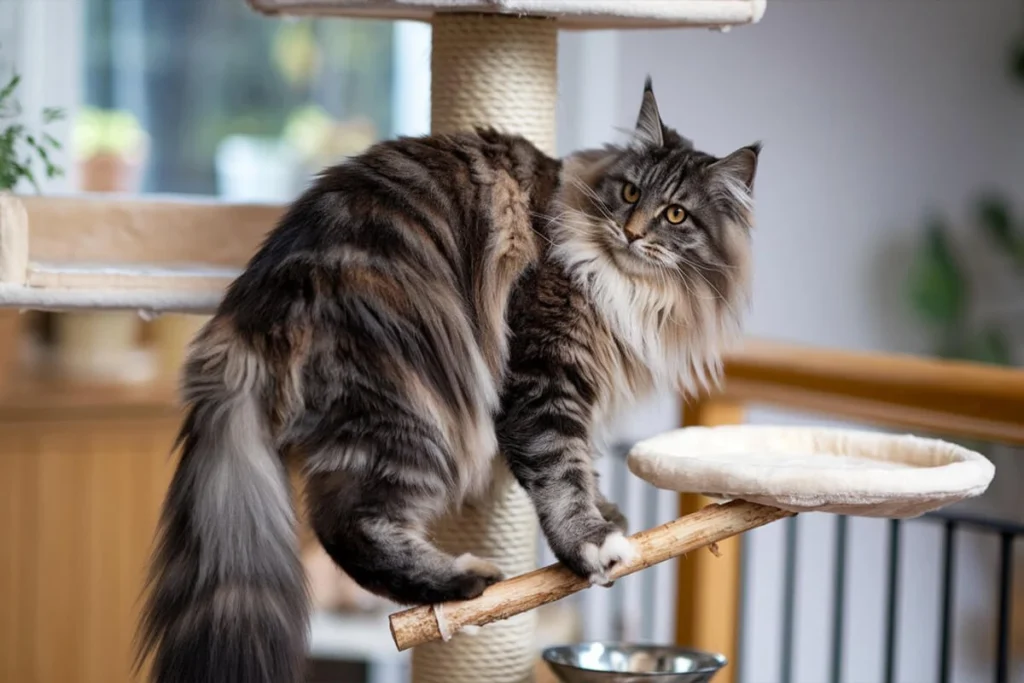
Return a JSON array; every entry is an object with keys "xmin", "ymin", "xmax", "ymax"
[
  {"xmin": 415, "ymin": 13, "xmax": 556, "ymax": 683},
  {"xmin": 430, "ymin": 13, "xmax": 558, "ymax": 155},
  {"xmin": 414, "ymin": 466, "xmax": 540, "ymax": 683}
]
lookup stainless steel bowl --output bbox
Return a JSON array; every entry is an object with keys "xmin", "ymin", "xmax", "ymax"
[{"xmin": 542, "ymin": 642, "xmax": 728, "ymax": 683}]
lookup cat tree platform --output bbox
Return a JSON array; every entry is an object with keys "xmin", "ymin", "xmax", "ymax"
[
  {"xmin": 0, "ymin": 194, "xmax": 281, "ymax": 312},
  {"xmin": 247, "ymin": 0, "xmax": 766, "ymax": 29}
]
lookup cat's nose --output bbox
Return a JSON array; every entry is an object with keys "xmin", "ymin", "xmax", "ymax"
[
  {"xmin": 623, "ymin": 215, "xmax": 646, "ymax": 243},
  {"xmin": 624, "ymin": 227, "xmax": 644, "ymax": 243}
]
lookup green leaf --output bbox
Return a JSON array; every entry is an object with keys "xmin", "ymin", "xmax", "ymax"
[
  {"xmin": 943, "ymin": 328, "xmax": 1014, "ymax": 366},
  {"xmin": 906, "ymin": 219, "xmax": 967, "ymax": 327},
  {"xmin": 1012, "ymin": 36, "xmax": 1024, "ymax": 84},
  {"xmin": 976, "ymin": 194, "xmax": 1018, "ymax": 253},
  {"xmin": 970, "ymin": 327, "xmax": 1014, "ymax": 366},
  {"xmin": 0, "ymin": 74, "xmax": 21, "ymax": 104},
  {"xmin": 11, "ymin": 159, "xmax": 39, "ymax": 192},
  {"xmin": 41, "ymin": 107, "xmax": 64, "ymax": 124}
]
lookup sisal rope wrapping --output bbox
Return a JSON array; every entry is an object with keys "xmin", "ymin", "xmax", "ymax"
[
  {"xmin": 413, "ymin": 14, "xmax": 556, "ymax": 683},
  {"xmin": 430, "ymin": 13, "xmax": 558, "ymax": 156},
  {"xmin": 412, "ymin": 464, "xmax": 540, "ymax": 683}
]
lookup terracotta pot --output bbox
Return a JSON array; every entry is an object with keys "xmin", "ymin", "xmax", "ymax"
[{"xmin": 78, "ymin": 152, "xmax": 144, "ymax": 193}]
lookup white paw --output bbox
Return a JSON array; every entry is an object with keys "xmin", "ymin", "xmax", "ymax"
[{"xmin": 582, "ymin": 531, "xmax": 638, "ymax": 586}]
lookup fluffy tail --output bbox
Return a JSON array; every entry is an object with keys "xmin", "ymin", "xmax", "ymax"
[{"xmin": 137, "ymin": 323, "xmax": 308, "ymax": 683}]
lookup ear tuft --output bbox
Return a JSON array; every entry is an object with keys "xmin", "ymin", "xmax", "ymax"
[{"xmin": 632, "ymin": 76, "xmax": 665, "ymax": 149}]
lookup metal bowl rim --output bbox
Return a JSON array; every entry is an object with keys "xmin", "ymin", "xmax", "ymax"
[{"xmin": 541, "ymin": 642, "xmax": 729, "ymax": 676}]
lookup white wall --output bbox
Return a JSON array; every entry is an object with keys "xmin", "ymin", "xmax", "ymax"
[{"xmin": 601, "ymin": 3, "xmax": 1024, "ymax": 682}]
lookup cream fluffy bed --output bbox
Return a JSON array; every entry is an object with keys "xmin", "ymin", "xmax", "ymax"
[{"xmin": 628, "ymin": 426, "xmax": 995, "ymax": 518}]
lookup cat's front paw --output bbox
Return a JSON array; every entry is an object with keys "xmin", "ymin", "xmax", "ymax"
[
  {"xmin": 553, "ymin": 522, "xmax": 638, "ymax": 587},
  {"xmin": 580, "ymin": 530, "xmax": 637, "ymax": 586}
]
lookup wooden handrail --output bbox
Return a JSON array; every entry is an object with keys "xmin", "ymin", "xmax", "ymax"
[
  {"xmin": 674, "ymin": 341, "xmax": 1024, "ymax": 678},
  {"xmin": 714, "ymin": 339, "xmax": 1024, "ymax": 445},
  {"xmin": 675, "ymin": 340, "xmax": 1024, "ymax": 679}
]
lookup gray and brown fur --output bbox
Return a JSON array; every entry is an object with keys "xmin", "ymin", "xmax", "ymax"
[{"xmin": 137, "ymin": 79, "xmax": 759, "ymax": 683}]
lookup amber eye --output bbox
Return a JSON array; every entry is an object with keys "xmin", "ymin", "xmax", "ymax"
[
  {"xmin": 665, "ymin": 205, "xmax": 687, "ymax": 225},
  {"xmin": 622, "ymin": 182, "xmax": 641, "ymax": 204}
]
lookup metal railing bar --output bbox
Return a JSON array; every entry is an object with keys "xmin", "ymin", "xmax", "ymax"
[
  {"xmin": 883, "ymin": 520, "xmax": 901, "ymax": 683},
  {"xmin": 938, "ymin": 520, "xmax": 957, "ymax": 683},
  {"xmin": 780, "ymin": 516, "xmax": 798, "ymax": 683},
  {"xmin": 830, "ymin": 515, "xmax": 848, "ymax": 683},
  {"xmin": 995, "ymin": 532, "xmax": 1014, "ymax": 683}
]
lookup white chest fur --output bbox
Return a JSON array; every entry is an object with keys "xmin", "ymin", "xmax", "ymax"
[{"xmin": 552, "ymin": 228, "xmax": 743, "ymax": 413}]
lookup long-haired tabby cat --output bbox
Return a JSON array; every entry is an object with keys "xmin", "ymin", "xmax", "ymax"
[{"xmin": 138, "ymin": 78, "xmax": 759, "ymax": 683}]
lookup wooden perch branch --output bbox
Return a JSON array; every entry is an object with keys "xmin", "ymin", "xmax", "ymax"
[{"xmin": 388, "ymin": 499, "xmax": 793, "ymax": 651}]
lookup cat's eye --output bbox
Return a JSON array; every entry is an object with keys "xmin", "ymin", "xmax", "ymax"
[
  {"xmin": 622, "ymin": 182, "xmax": 641, "ymax": 204},
  {"xmin": 665, "ymin": 205, "xmax": 687, "ymax": 225}
]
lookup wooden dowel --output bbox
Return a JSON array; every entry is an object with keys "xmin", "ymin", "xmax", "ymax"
[{"xmin": 389, "ymin": 499, "xmax": 793, "ymax": 651}]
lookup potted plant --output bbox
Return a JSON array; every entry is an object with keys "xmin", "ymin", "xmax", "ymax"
[{"xmin": 73, "ymin": 106, "xmax": 147, "ymax": 193}]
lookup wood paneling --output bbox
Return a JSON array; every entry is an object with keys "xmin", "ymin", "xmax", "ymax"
[{"xmin": 0, "ymin": 415, "xmax": 178, "ymax": 683}]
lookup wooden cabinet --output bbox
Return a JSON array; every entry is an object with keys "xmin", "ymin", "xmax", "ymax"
[{"xmin": 0, "ymin": 382, "xmax": 180, "ymax": 683}]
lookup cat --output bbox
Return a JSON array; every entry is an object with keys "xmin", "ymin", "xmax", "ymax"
[{"xmin": 137, "ymin": 78, "xmax": 759, "ymax": 683}]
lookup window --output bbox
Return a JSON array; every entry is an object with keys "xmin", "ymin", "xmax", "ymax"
[{"xmin": 79, "ymin": 0, "xmax": 411, "ymax": 201}]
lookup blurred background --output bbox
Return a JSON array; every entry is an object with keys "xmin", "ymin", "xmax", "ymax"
[{"xmin": 0, "ymin": 1, "xmax": 1022, "ymax": 682}]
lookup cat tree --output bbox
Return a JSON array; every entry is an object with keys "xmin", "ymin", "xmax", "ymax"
[{"xmin": 0, "ymin": 2, "xmax": 995, "ymax": 683}]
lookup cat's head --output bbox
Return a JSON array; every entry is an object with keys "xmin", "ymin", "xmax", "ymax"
[{"xmin": 554, "ymin": 77, "xmax": 759, "ymax": 313}]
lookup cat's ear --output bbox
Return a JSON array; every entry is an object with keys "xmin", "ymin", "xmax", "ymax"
[
  {"xmin": 632, "ymin": 76, "xmax": 665, "ymax": 148},
  {"xmin": 710, "ymin": 143, "xmax": 761, "ymax": 193}
]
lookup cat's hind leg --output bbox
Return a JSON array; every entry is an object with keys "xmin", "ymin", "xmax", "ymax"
[{"xmin": 304, "ymin": 458, "xmax": 503, "ymax": 606}]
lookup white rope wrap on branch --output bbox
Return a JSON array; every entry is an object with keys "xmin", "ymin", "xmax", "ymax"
[
  {"xmin": 411, "ymin": 14, "xmax": 556, "ymax": 683},
  {"xmin": 413, "ymin": 465, "xmax": 540, "ymax": 683},
  {"xmin": 430, "ymin": 13, "xmax": 558, "ymax": 156}
]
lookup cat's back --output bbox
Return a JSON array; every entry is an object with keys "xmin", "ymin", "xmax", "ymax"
[
  {"xmin": 222, "ymin": 128, "xmax": 561, "ymax": 385},
  {"xmin": 236, "ymin": 129, "xmax": 558, "ymax": 289}
]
